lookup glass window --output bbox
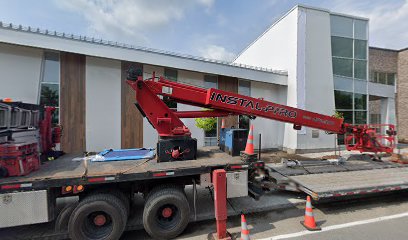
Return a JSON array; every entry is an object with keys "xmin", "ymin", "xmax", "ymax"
[
  {"xmin": 354, "ymin": 40, "xmax": 367, "ymax": 59},
  {"xmin": 370, "ymin": 114, "xmax": 381, "ymax": 124},
  {"xmin": 354, "ymin": 111, "xmax": 367, "ymax": 124},
  {"xmin": 333, "ymin": 58, "xmax": 353, "ymax": 77},
  {"xmin": 354, "ymin": 79, "xmax": 367, "ymax": 94},
  {"xmin": 238, "ymin": 80, "xmax": 251, "ymax": 130},
  {"xmin": 331, "ymin": 37, "xmax": 353, "ymax": 58},
  {"xmin": 163, "ymin": 68, "xmax": 178, "ymax": 109},
  {"xmin": 387, "ymin": 73, "xmax": 395, "ymax": 85},
  {"xmin": 331, "ymin": 15, "xmax": 353, "ymax": 38},
  {"xmin": 354, "ymin": 20, "xmax": 368, "ymax": 40},
  {"xmin": 204, "ymin": 75, "xmax": 217, "ymax": 89},
  {"xmin": 40, "ymin": 83, "xmax": 59, "ymax": 107},
  {"xmin": 39, "ymin": 52, "xmax": 60, "ymax": 124},
  {"xmin": 334, "ymin": 76, "xmax": 353, "ymax": 92},
  {"xmin": 354, "ymin": 60, "xmax": 367, "ymax": 80},
  {"xmin": 338, "ymin": 110, "xmax": 353, "ymax": 123},
  {"xmin": 335, "ymin": 90, "xmax": 353, "ymax": 109},
  {"xmin": 378, "ymin": 72, "xmax": 387, "ymax": 84},
  {"xmin": 238, "ymin": 80, "xmax": 251, "ymax": 96},
  {"xmin": 204, "ymin": 75, "xmax": 218, "ymax": 145},
  {"xmin": 164, "ymin": 68, "xmax": 178, "ymax": 82},
  {"xmin": 354, "ymin": 93, "xmax": 367, "ymax": 110},
  {"xmin": 369, "ymin": 71, "xmax": 375, "ymax": 82}
]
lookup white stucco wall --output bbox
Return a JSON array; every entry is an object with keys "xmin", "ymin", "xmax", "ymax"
[
  {"xmin": 234, "ymin": 7, "xmax": 299, "ymax": 150},
  {"xmin": 250, "ymin": 81, "xmax": 287, "ymax": 149},
  {"xmin": 297, "ymin": 7, "xmax": 337, "ymax": 150},
  {"xmin": 0, "ymin": 43, "xmax": 42, "ymax": 103},
  {"xmin": 85, "ymin": 57, "xmax": 121, "ymax": 152},
  {"xmin": 142, "ymin": 64, "xmax": 163, "ymax": 148},
  {"xmin": 177, "ymin": 70, "xmax": 206, "ymax": 147}
]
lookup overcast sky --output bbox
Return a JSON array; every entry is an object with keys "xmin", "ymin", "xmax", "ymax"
[{"xmin": 0, "ymin": 0, "xmax": 407, "ymax": 61}]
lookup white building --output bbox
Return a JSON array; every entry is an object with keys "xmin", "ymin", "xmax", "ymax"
[{"xmin": 0, "ymin": 5, "xmax": 396, "ymax": 154}]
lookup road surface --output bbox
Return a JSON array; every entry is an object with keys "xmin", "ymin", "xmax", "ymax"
[{"xmin": 122, "ymin": 192, "xmax": 408, "ymax": 239}]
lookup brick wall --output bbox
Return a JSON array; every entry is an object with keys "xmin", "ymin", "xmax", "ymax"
[
  {"xmin": 369, "ymin": 48, "xmax": 398, "ymax": 73},
  {"xmin": 398, "ymin": 49, "xmax": 408, "ymax": 141}
]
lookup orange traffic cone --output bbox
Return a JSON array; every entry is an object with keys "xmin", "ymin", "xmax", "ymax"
[
  {"xmin": 244, "ymin": 125, "xmax": 254, "ymax": 154},
  {"xmin": 240, "ymin": 214, "xmax": 250, "ymax": 240},
  {"xmin": 301, "ymin": 196, "xmax": 321, "ymax": 231},
  {"xmin": 221, "ymin": 118, "xmax": 226, "ymax": 129}
]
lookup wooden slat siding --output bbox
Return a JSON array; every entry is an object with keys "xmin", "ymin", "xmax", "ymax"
[
  {"xmin": 217, "ymin": 75, "xmax": 239, "ymax": 131},
  {"xmin": 60, "ymin": 52, "xmax": 86, "ymax": 153},
  {"xmin": 121, "ymin": 62, "xmax": 143, "ymax": 148}
]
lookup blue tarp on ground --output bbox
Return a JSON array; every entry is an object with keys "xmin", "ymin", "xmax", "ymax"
[{"xmin": 92, "ymin": 148, "xmax": 155, "ymax": 162}]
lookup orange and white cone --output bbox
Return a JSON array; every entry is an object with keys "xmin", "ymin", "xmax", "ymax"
[
  {"xmin": 240, "ymin": 214, "xmax": 250, "ymax": 240},
  {"xmin": 221, "ymin": 118, "xmax": 226, "ymax": 129},
  {"xmin": 244, "ymin": 125, "xmax": 254, "ymax": 154},
  {"xmin": 301, "ymin": 196, "xmax": 321, "ymax": 231}
]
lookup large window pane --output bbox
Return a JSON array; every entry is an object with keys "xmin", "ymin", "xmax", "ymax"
[
  {"xmin": 378, "ymin": 72, "xmax": 387, "ymax": 84},
  {"xmin": 204, "ymin": 75, "xmax": 217, "ymax": 89},
  {"xmin": 333, "ymin": 58, "xmax": 353, "ymax": 77},
  {"xmin": 42, "ymin": 52, "xmax": 59, "ymax": 83},
  {"xmin": 335, "ymin": 90, "xmax": 353, "ymax": 109},
  {"xmin": 238, "ymin": 79, "xmax": 251, "ymax": 96},
  {"xmin": 331, "ymin": 15, "xmax": 353, "ymax": 38},
  {"xmin": 354, "ymin": 19, "xmax": 368, "ymax": 40},
  {"xmin": 40, "ymin": 83, "xmax": 59, "ymax": 107},
  {"xmin": 354, "ymin": 40, "xmax": 367, "ymax": 59},
  {"xmin": 331, "ymin": 37, "xmax": 353, "ymax": 58},
  {"xmin": 163, "ymin": 68, "xmax": 178, "ymax": 109},
  {"xmin": 387, "ymin": 73, "xmax": 395, "ymax": 85},
  {"xmin": 354, "ymin": 60, "xmax": 367, "ymax": 80},
  {"xmin": 337, "ymin": 110, "xmax": 353, "ymax": 123},
  {"xmin": 164, "ymin": 68, "xmax": 178, "ymax": 82},
  {"xmin": 354, "ymin": 111, "xmax": 367, "ymax": 124},
  {"xmin": 354, "ymin": 93, "xmax": 367, "ymax": 110}
]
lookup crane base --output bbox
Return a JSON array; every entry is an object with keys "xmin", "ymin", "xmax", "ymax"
[{"xmin": 157, "ymin": 137, "xmax": 197, "ymax": 162}]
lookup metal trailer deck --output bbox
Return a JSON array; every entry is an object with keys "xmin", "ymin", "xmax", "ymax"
[
  {"xmin": 268, "ymin": 158, "xmax": 408, "ymax": 200},
  {"xmin": 0, "ymin": 148, "xmax": 246, "ymax": 191}
]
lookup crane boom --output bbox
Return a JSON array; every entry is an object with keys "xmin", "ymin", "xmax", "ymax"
[{"xmin": 127, "ymin": 71, "xmax": 396, "ymax": 161}]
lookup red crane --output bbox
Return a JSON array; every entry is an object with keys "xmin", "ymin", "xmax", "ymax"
[{"xmin": 127, "ymin": 70, "xmax": 396, "ymax": 161}]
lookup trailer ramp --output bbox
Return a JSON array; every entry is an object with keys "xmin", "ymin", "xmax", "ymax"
[{"xmin": 268, "ymin": 160, "xmax": 408, "ymax": 200}]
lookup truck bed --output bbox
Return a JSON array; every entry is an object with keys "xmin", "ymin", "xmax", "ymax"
[
  {"xmin": 268, "ymin": 158, "xmax": 408, "ymax": 199},
  {"xmin": 0, "ymin": 148, "xmax": 244, "ymax": 190}
]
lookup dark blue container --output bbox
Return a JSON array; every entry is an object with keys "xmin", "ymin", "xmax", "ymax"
[{"xmin": 224, "ymin": 129, "xmax": 248, "ymax": 156}]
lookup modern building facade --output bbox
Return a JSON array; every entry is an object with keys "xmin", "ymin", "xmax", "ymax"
[
  {"xmin": 0, "ymin": 5, "xmax": 402, "ymax": 153},
  {"xmin": 369, "ymin": 47, "xmax": 408, "ymax": 142}
]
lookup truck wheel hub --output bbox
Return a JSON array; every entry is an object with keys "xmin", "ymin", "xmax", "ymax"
[
  {"xmin": 93, "ymin": 214, "xmax": 107, "ymax": 226},
  {"xmin": 162, "ymin": 207, "xmax": 173, "ymax": 218}
]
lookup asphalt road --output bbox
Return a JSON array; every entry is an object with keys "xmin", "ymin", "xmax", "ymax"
[{"xmin": 122, "ymin": 192, "xmax": 408, "ymax": 240}]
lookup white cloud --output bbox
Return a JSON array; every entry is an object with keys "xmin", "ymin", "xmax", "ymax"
[
  {"xmin": 329, "ymin": 0, "xmax": 408, "ymax": 49},
  {"xmin": 198, "ymin": 44, "xmax": 236, "ymax": 61},
  {"xmin": 197, "ymin": 0, "xmax": 215, "ymax": 8},
  {"xmin": 56, "ymin": 0, "xmax": 212, "ymax": 45}
]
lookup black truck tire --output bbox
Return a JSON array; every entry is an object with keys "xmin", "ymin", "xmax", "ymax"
[
  {"xmin": 55, "ymin": 202, "xmax": 78, "ymax": 232},
  {"xmin": 68, "ymin": 193, "xmax": 127, "ymax": 240},
  {"xmin": 143, "ymin": 186, "xmax": 190, "ymax": 239},
  {"xmin": 86, "ymin": 188, "xmax": 131, "ymax": 216}
]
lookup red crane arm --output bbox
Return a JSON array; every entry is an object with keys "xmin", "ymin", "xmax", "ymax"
[
  {"xmin": 127, "ymin": 75, "xmax": 344, "ymax": 136},
  {"xmin": 127, "ymin": 73, "xmax": 395, "ymax": 154}
]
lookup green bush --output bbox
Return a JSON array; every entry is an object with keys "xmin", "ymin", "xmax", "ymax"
[{"xmin": 195, "ymin": 117, "xmax": 217, "ymax": 132}]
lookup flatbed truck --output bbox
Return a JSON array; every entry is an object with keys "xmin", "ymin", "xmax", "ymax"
[{"xmin": 0, "ymin": 73, "xmax": 405, "ymax": 239}]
